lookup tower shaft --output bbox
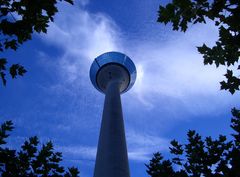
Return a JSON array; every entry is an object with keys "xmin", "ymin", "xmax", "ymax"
[{"xmin": 93, "ymin": 80, "xmax": 130, "ymax": 177}]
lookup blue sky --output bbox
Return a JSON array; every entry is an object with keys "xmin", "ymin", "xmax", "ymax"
[{"xmin": 0, "ymin": 0, "xmax": 239, "ymax": 176}]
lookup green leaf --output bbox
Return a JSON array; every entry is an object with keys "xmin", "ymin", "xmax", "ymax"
[
  {"xmin": 0, "ymin": 58, "xmax": 7, "ymax": 70},
  {"xmin": 157, "ymin": 0, "xmax": 240, "ymax": 94},
  {"xmin": 0, "ymin": 71, "xmax": 6, "ymax": 86},
  {"xmin": 0, "ymin": 120, "xmax": 14, "ymax": 144},
  {"xmin": 64, "ymin": 0, "xmax": 74, "ymax": 5},
  {"xmin": 0, "ymin": 0, "xmax": 74, "ymax": 86},
  {"xmin": 9, "ymin": 64, "xmax": 27, "ymax": 78},
  {"xmin": 4, "ymin": 40, "xmax": 18, "ymax": 50}
]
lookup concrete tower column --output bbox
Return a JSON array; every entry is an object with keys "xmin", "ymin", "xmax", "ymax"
[
  {"xmin": 93, "ymin": 80, "xmax": 130, "ymax": 177},
  {"xmin": 90, "ymin": 52, "xmax": 136, "ymax": 177}
]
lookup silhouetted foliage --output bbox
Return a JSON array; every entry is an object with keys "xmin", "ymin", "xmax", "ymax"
[
  {"xmin": 146, "ymin": 108, "xmax": 240, "ymax": 177},
  {"xmin": 0, "ymin": 0, "xmax": 73, "ymax": 86},
  {"xmin": 158, "ymin": 0, "xmax": 240, "ymax": 94},
  {"xmin": 0, "ymin": 120, "xmax": 80, "ymax": 177}
]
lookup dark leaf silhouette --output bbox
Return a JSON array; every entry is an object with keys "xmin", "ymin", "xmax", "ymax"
[
  {"xmin": 146, "ymin": 108, "xmax": 240, "ymax": 176},
  {"xmin": 158, "ymin": 0, "xmax": 240, "ymax": 94},
  {"xmin": 0, "ymin": 120, "xmax": 80, "ymax": 177},
  {"xmin": 9, "ymin": 64, "xmax": 27, "ymax": 78},
  {"xmin": 0, "ymin": 0, "xmax": 74, "ymax": 86}
]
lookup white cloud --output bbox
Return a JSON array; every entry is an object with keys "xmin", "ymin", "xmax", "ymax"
[
  {"xmin": 129, "ymin": 24, "xmax": 222, "ymax": 97},
  {"xmin": 40, "ymin": 4, "xmax": 122, "ymax": 87},
  {"xmin": 57, "ymin": 145, "xmax": 97, "ymax": 160},
  {"xmin": 29, "ymin": 3, "xmax": 240, "ymax": 172},
  {"xmin": 124, "ymin": 22, "xmax": 235, "ymax": 115},
  {"xmin": 39, "ymin": 2, "xmax": 233, "ymax": 116},
  {"xmin": 127, "ymin": 130, "xmax": 169, "ymax": 161},
  {"xmin": 78, "ymin": 0, "xmax": 89, "ymax": 6},
  {"xmin": 55, "ymin": 130, "xmax": 169, "ymax": 162}
]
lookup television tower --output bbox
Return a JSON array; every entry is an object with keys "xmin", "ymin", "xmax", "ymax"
[{"xmin": 90, "ymin": 51, "xmax": 137, "ymax": 177}]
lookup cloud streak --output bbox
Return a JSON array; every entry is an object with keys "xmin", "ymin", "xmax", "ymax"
[
  {"xmin": 40, "ymin": 5, "xmax": 234, "ymax": 115},
  {"xmin": 37, "ymin": 0, "xmax": 237, "ymax": 166},
  {"xmin": 56, "ymin": 130, "xmax": 169, "ymax": 162},
  {"xmin": 127, "ymin": 130, "xmax": 169, "ymax": 161}
]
